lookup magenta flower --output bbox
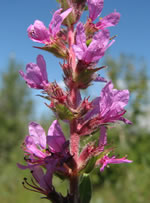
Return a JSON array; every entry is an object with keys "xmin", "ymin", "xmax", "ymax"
[
  {"xmin": 19, "ymin": 55, "xmax": 48, "ymax": 89},
  {"xmin": 18, "ymin": 120, "xmax": 66, "ymax": 169},
  {"xmin": 27, "ymin": 20, "xmax": 50, "ymax": 44},
  {"xmin": 22, "ymin": 166, "xmax": 53, "ymax": 195},
  {"xmin": 95, "ymin": 11, "xmax": 120, "ymax": 30},
  {"xmin": 98, "ymin": 155, "xmax": 132, "ymax": 172},
  {"xmin": 78, "ymin": 125, "xmax": 132, "ymax": 172},
  {"xmin": 99, "ymin": 81, "xmax": 131, "ymax": 124},
  {"xmin": 84, "ymin": 81, "xmax": 132, "ymax": 124},
  {"xmin": 32, "ymin": 165, "xmax": 53, "ymax": 193},
  {"xmin": 97, "ymin": 126, "xmax": 132, "ymax": 172},
  {"xmin": 87, "ymin": 0, "xmax": 120, "ymax": 29},
  {"xmin": 27, "ymin": 8, "xmax": 72, "ymax": 44},
  {"xmin": 73, "ymin": 23, "xmax": 114, "ymax": 63}
]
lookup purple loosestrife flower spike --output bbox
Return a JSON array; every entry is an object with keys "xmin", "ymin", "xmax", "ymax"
[
  {"xmin": 87, "ymin": 0, "xmax": 104, "ymax": 21},
  {"xmin": 18, "ymin": 1, "xmax": 132, "ymax": 201},
  {"xmin": 47, "ymin": 120, "xmax": 66, "ymax": 153},
  {"xmin": 19, "ymin": 55, "xmax": 48, "ymax": 89}
]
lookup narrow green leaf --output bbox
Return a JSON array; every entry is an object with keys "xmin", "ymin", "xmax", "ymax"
[
  {"xmin": 79, "ymin": 174, "xmax": 92, "ymax": 203},
  {"xmin": 55, "ymin": 103, "xmax": 75, "ymax": 120},
  {"xmin": 84, "ymin": 156, "xmax": 98, "ymax": 174}
]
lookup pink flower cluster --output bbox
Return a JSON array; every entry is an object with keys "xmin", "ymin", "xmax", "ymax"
[{"xmin": 18, "ymin": 0, "xmax": 132, "ymax": 201}]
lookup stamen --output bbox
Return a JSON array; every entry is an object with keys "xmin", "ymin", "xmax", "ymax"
[
  {"xmin": 24, "ymin": 178, "xmax": 42, "ymax": 192},
  {"xmin": 31, "ymin": 178, "xmax": 39, "ymax": 187},
  {"xmin": 22, "ymin": 182, "xmax": 41, "ymax": 193}
]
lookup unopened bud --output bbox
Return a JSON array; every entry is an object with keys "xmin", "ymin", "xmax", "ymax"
[{"xmin": 59, "ymin": 0, "xmax": 86, "ymax": 25}]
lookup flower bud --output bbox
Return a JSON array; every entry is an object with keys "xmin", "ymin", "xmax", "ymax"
[
  {"xmin": 58, "ymin": 0, "xmax": 86, "ymax": 25},
  {"xmin": 75, "ymin": 62, "xmax": 102, "ymax": 89}
]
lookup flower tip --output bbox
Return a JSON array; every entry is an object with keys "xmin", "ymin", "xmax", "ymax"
[
  {"xmin": 67, "ymin": 7, "xmax": 73, "ymax": 13},
  {"xmin": 114, "ymin": 9, "xmax": 121, "ymax": 16},
  {"xmin": 19, "ymin": 70, "xmax": 24, "ymax": 76},
  {"xmin": 36, "ymin": 54, "xmax": 45, "ymax": 63},
  {"xmin": 17, "ymin": 163, "xmax": 27, "ymax": 170}
]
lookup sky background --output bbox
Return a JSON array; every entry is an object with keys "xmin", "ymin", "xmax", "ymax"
[{"xmin": 0, "ymin": 0, "xmax": 150, "ymax": 117}]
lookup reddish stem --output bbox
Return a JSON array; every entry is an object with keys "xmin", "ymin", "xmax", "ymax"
[
  {"xmin": 68, "ymin": 25, "xmax": 76, "ymax": 72},
  {"xmin": 68, "ymin": 24, "xmax": 80, "ymax": 202},
  {"xmin": 70, "ymin": 120, "xmax": 80, "ymax": 162}
]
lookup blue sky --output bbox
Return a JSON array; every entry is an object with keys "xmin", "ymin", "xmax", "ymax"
[{"xmin": 0, "ymin": 0, "xmax": 150, "ymax": 116}]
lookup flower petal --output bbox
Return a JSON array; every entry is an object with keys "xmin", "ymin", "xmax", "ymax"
[
  {"xmin": 29, "ymin": 122, "xmax": 46, "ymax": 149},
  {"xmin": 49, "ymin": 8, "xmax": 72, "ymax": 38},
  {"xmin": 100, "ymin": 81, "xmax": 129, "ymax": 113},
  {"xmin": 87, "ymin": 0, "xmax": 104, "ymax": 21},
  {"xmin": 25, "ymin": 136, "xmax": 46, "ymax": 158},
  {"xmin": 75, "ymin": 22, "xmax": 87, "ymax": 52},
  {"xmin": 83, "ymin": 30, "xmax": 110, "ymax": 63},
  {"xmin": 19, "ymin": 55, "xmax": 48, "ymax": 89},
  {"xmin": 96, "ymin": 11, "xmax": 120, "ymax": 29},
  {"xmin": 36, "ymin": 55, "xmax": 48, "ymax": 82},
  {"xmin": 99, "ymin": 126, "xmax": 107, "ymax": 148},
  {"xmin": 27, "ymin": 20, "xmax": 50, "ymax": 43},
  {"xmin": 47, "ymin": 120, "xmax": 66, "ymax": 152},
  {"xmin": 73, "ymin": 22, "xmax": 87, "ymax": 60},
  {"xmin": 99, "ymin": 155, "xmax": 132, "ymax": 172}
]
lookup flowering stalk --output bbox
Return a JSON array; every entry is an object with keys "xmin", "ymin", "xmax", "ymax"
[
  {"xmin": 18, "ymin": 0, "xmax": 132, "ymax": 202},
  {"xmin": 68, "ymin": 24, "xmax": 80, "ymax": 202}
]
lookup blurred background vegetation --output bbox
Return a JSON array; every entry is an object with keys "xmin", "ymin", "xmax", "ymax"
[{"xmin": 0, "ymin": 54, "xmax": 150, "ymax": 203}]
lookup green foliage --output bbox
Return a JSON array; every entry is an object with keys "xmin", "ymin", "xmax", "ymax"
[{"xmin": 0, "ymin": 58, "xmax": 33, "ymax": 167}]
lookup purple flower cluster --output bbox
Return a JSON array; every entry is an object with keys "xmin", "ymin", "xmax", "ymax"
[
  {"xmin": 18, "ymin": 120, "xmax": 73, "ymax": 196},
  {"xmin": 18, "ymin": 0, "xmax": 132, "ymax": 201}
]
